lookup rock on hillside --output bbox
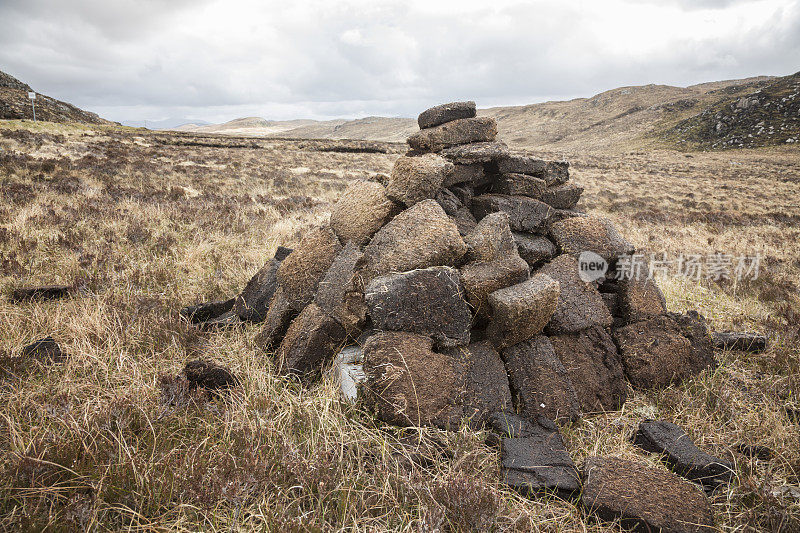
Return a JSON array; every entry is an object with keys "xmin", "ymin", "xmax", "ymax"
[
  {"xmin": 0, "ymin": 69, "xmax": 110, "ymax": 125},
  {"xmin": 664, "ymin": 71, "xmax": 800, "ymax": 149}
]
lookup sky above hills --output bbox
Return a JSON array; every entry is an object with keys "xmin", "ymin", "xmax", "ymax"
[{"xmin": 1, "ymin": 0, "xmax": 798, "ymax": 125}]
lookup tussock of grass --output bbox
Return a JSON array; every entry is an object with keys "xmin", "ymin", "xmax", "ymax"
[{"xmin": 1, "ymin": 123, "xmax": 799, "ymax": 531}]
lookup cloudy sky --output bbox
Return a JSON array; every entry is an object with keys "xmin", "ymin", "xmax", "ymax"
[{"xmin": 1, "ymin": 0, "xmax": 798, "ymax": 125}]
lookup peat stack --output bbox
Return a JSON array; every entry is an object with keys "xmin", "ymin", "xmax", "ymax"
[{"xmin": 251, "ymin": 100, "xmax": 716, "ymax": 428}]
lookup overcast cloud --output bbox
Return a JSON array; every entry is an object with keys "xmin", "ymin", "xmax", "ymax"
[{"xmin": 1, "ymin": 0, "xmax": 798, "ymax": 124}]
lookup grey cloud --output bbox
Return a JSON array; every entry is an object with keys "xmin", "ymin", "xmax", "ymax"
[{"xmin": 0, "ymin": 0, "xmax": 797, "ymax": 123}]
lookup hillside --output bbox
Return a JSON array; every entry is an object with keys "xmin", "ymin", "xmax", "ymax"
[
  {"xmin": 662, "ymin": 72, "xmax": 800, "ymax": 149},
  {"xmin": 176, "ymin": 75, "xmax": 796, "ymax": 151},
  {"xmin": 0, "ymin": 70, "xmax": 110, "ymax": 125}
]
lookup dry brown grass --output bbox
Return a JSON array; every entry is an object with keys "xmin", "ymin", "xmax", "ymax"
[{"xmin": 1, "ymin": 120, "xmax": 799, "ymax": 531}]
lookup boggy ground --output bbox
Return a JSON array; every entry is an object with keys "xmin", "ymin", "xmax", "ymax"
[{"xmin": 0, "ymin": 121, "xmax": 798, "ymax": 531}]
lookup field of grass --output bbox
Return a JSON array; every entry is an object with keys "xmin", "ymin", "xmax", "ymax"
[{"xmin": 1, "ymin": 121, "xmax": 798, "ymax": 531}]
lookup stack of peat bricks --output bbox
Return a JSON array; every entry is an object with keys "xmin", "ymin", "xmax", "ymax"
[{"xmin": 185, "ymin": 101, "xmax": 731, "ymax": 532}]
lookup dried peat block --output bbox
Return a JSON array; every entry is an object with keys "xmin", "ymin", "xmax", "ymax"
[
  {"xmin": 315, "ymin": 242, "xmax": 366, "ymax": 335},
  {"xmin": 439, "ymin": 141, "xmax": 509, "ymax": 164},
  {"xmin": 330, "ymin": 180, "xmax": 401, "ymax": 246},
  {"xmin": 181, "ymin": 298, "xmax": 236, "ymax": 324},
  {"xmin": 549, "ymin": 326, "xmax": 627, "ymax": 413},
  {"xmin": 435, "ymin": 187, "xmax": 462, "ymax": 216},
  {"xmin": 452, "ymin": 207, "xmax": 478, "ymax": 236},
  {"xmin": 442, "ymin": 163, "xmax": 485, "ymax": 187},
  {"xmin": 20, "ymin": 336, "xmax": 68, "ymax": 364},
  {"xmin": 407, "ymin": 117, "xmax": 498, "ymax": 152},
  {"xmin": 460, "ymin": 258, "xmax": 530, "ymax": 321},
  {"xmin": 364, "ymin": 266, "xmax": 471, "ymax": 348},
  {"xmin": 231, "ymin": 246, "xmax": 292, "ymax": 322},
  {"xmin": 497, "ymin": 154, "xmax": 569, "ymax": 186},
  {"xmin": 445, "ymin": 341, "xmax": 513, "ymax": 426},
  {"xmin": 357, "ymin": 200, "xmax": 467, "ymax": 283},
  {"xmin": 667, "ymin": 311, "xmax": 716, "ymax": 375},
  {"xmin": 712, "ymin": 331, "xmax": 768, "ymax": 353},
  {"xmin": 183, "ymin": 359, "xmax": 239, "ymax": 394},
  {"xmin": 540, "ymin": 182, "xmax": 584, "ymax": 209},
  {"xmin": 276, "ymin": 303, "xmax": 347, "ymax": 379},
  {"xmin": 493, "ymin": 173, "xmax": 547, "ymax": 198},
  {"xmin": 537, "ymin": 254, "xmax": 613, "ymax": 334},
  {"xmin": 633, "ymin": 420, "xmax": 734, "ymax": 488},
  {"xmin": 486, "ymin": 274, "xmax": 560, "ymax": 349},
  {"xmin": 449, "ymin": 184, "xmax": 474, "ymax": 207},
  {"xmin": 501, "ymin": 335, "xmax": 580, "ymax": 423},
  {"xmin": 387, "ymin": 153, "xmax": 454, "ymax": 206},
  {"xmin": 611, "ymin": 263, "xmax": 668, "ymax": 324},
  {"xmin": 463, "ymin": 212, "xmax": 518, "ymax": 263},
  {"xmin": 613, "ymin": 314, "xmax": 714, "ymax": 389},
  {"xmin": 471, "ymin": 194, "xmax": 553, "ymax": 233},
  {"xmin": 417, "ymin": 100, "xmax": 476, "ymax": 129},
  {"xmin": 582, "ymin": 457, "xmax": 715, "ymax": 533},
  {"xmin": 254, "ymin": 287, "xmax": 297, "ymax": 350},
  {"xmin": 512, "ymin": 232, "xmax": 556, "ymax": 268},
  {"xmin": 549, "ymin": 215, "xmax": 634, "ymax": 261},
  {"xmin": 499, "ymin": 415, "xmax": 581, "ymax": 498},
  {"xmin": 10, "ymin": 285, "xmax": 75, "ymax": 302},
  {"xmin": 277, "ymin": 226, "xmax": 342, "ymax": 311},
  {"xmin": 361, "ymin": 331, "xmax": 465, "ymax": 428}
]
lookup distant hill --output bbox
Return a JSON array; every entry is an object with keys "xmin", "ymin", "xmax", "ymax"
[
  {"xmin": 123, "ymin": 117, "xmax": 212, "ymax": 129},
  {"xmin": 178, "ymin": 74, "xmax": 798, "ymax": 151},
  {"xmin": 0, "ymin": 70, "xmax": 110, "ymax": 125},
  {"xmin": 177, "ymin": 116, "xmax": 329, "ymax": 137},
  {"xmin": 662, "ymin": 72, "xmax": 799, "ymax": 149}
]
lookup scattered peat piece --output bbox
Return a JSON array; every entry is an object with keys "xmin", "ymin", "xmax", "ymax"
[
  {"xmin": 20, "ymin": 336, "xmax": 68, "ymax": 364},
  {"xmin": 495, "ymin": 413, "xmax": 580, "ymax": 499},
  {"xmin": 364, "ymin": 266, "xmax": 471, "ymax": 348},
  {"xmin": 734, "ymin": 443, "xmax": 774, "ymax": 461},
  {"xmin": 180, "ymin": 298, "xmax": 235, "ymax": 324},
  {"xmin": 183, "ymin": 359, "xmax": 238, "ymax": 394},
  {"xmin": 10, "ymin": 285, "xmax": 74, "ymax": 303},
  {"xmin": 582, "ymin": 457, "xmax": 715, "ymax": 533},
  {"xmin": 712, "ymin": 331, "xmax": 768, "ymax": 353},
  {"xmin": 633, "ymin": 419, "xmax": 734, "ymax": 488}
]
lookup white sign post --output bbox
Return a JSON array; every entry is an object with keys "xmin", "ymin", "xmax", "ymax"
[{"xmin": 28, "ymin": 92, "xmax": 36, "ymax": 122}]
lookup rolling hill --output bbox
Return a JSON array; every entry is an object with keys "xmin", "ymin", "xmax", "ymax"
[
  {"xmin": 176, "ymin": 73, "xmax": 800, "ymax": 151},
  {"xmin": 0, "ymin": 70, "xmax": 110, "ymax": 125}
]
